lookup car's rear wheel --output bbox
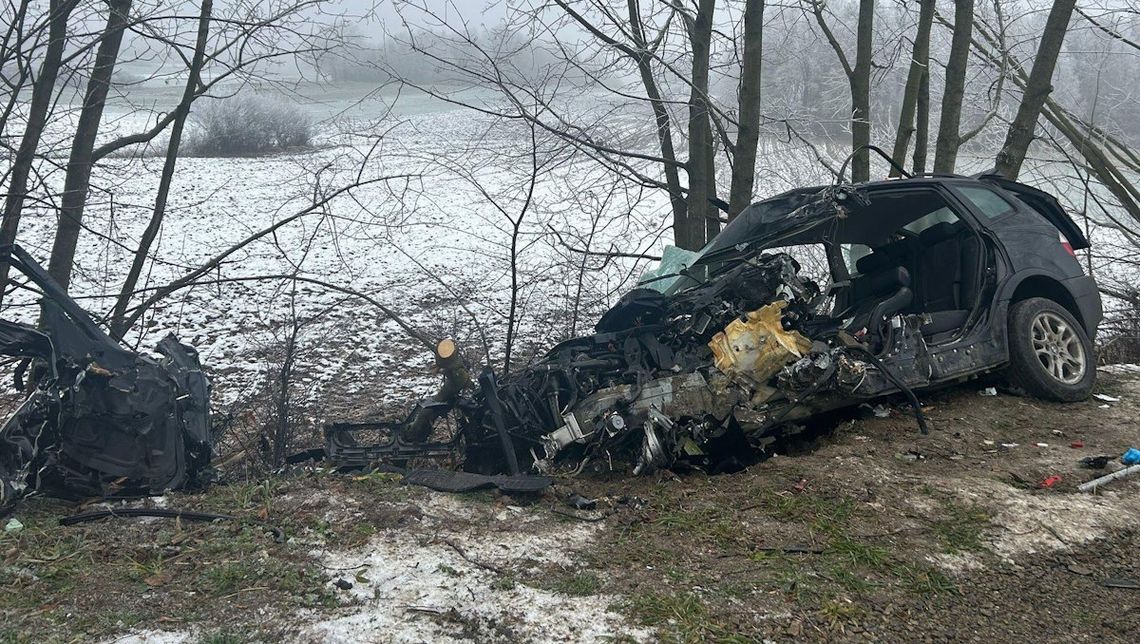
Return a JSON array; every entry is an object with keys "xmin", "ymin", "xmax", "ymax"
[{"xmin": 1006, "ymin": 297, "xmax": 1095, "ymax": 401}]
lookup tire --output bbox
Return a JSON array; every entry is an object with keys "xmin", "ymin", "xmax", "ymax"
[{"xmin": 1006, "ymin": 297, "xmax": 1095, "ymax": 402}]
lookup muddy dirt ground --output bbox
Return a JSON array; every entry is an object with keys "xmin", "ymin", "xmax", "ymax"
[{"xmin": 1, "ymin": 368, "xmax": 1138, "ymax": 643}]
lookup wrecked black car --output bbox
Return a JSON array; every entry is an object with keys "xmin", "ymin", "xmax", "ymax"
[
  {"xmin": 329, "ymin": 173, "xmax": 1102, "ymax": 479},
  {"xmin": 0, "ymin": 245, "xmax": 211, "ymax": 510}
]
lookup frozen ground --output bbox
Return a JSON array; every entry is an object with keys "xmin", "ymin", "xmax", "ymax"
[{"xmin": 22, "ymin": 365, "xmax": 1124, "ymax": 643}]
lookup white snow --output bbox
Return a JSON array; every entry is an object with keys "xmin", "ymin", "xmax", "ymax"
[
  {"xmin": 301, "ymin": 493, "xmax": 652, "ymax": 643},
  {"xmin": 951, "ymin": 478, "xmax": 1140, "ymax": 561}
]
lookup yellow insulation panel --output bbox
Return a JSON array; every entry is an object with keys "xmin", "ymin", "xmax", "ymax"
[{"xmin": 708, "ymin": 300, "xmax": 812, "ymax": 385}]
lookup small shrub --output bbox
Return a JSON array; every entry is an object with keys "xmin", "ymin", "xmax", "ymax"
[
  {"xmin": 1100, "ymin": 290, "xmax": 1140, "ymax": 365},
  {"xmin": 186, "ymin": 93, "xmax": 314, "ymax": 157}
]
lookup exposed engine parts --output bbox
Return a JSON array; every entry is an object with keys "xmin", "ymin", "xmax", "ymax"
[{"xmin": 328, "ymin": 241, "xmax": 931, "ymax": 478}]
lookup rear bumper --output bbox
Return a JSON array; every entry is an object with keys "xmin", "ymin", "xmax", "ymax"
[{"xmin": 1063, "ymin": 275, "xmax": 1103, "ymax": 336}]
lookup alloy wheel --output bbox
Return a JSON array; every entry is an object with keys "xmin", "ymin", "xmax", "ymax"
[{"xmin": 1030, "ymin": 311, "xmax": 1086, "ymax": 385}]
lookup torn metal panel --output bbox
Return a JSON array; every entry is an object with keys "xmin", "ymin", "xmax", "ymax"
[{"xmin": 0, "ymin": 245, "xmax": 211, "ymax": 510}]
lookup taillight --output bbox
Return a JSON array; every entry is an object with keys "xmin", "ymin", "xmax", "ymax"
[{"xmin": 1059, "ymin": 232, "xmax": 1075, "ymax": 257}]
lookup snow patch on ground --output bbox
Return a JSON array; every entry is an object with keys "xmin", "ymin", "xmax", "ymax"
[
  {"xmin": 927, "ymin": 552, "xmax": 986, "ymax": 573},
  {"xmin": 301, "ymin": 492, "xmax": 652, "ymax": 643},
  {"xmin": 956, "ymin": 479, "xmax": 1140, "ymax": 560},
  {"xmin": 1100, "ymin": 363, "xmax": 1140, "ymax": 376}
]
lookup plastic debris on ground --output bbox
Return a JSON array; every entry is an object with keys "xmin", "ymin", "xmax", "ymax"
[
  {"xmin": 1080, "ymin": 455, "xmax": 1112, "ymax": 469},
  {"xmin": 1093, "ymin": 393, "xmax": 1121, "ymax": 403},
  {"xmin": 979, "ymin": 387, "xmax": 998, "ymax": 397},
  {"xmin": 1122, "ymin": 448, "xmax": 1140, "ymax": 465},
  {"xmin": 1037, "ymin": 475, "xmax": 1062, "ymax": 489},
  {"xmin": 566, "ymin": 493, "xmax": 597, "ymax": 511},
  {"xmin": 4, "ymin": 518, "xmax": 23, "ymax": 534},
  {"xmin": 1077, "ymin": 464, "xmax": 1140, "ymax": 493},
  {"xmin": 1103, "ymin": 578, "xmax": 1140, "ymax": 590}
]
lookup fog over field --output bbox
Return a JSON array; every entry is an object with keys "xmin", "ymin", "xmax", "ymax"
[
  {"xmin": 2, "ymin": 2, "xmax": 1140, "ymax": 641},
  {"xmin": 2, "ymin": 0, "xmax": 1138, "ymax": 472}
]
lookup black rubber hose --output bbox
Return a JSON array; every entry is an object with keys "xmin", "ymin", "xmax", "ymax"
[{"xmin": 849, "ymin": 346, "xmax": 930, "ymax": 435}]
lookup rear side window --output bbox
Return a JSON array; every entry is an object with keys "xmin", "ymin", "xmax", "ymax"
[
  {"xmin": 902, "ymin": 207, "xmax": 958, "ymax": 235},
  {"xmin": 957, "ymin": 186, "xmax": 1015, "ymax": 220}
]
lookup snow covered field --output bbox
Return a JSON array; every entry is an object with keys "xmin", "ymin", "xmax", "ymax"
[
  {"xmin": 7, "ymin": 83, "xmax": 677, "ymax": 414},
  {"xmin": 4, "ymin": 81, "xmax": 1132, "ymax": 423}
]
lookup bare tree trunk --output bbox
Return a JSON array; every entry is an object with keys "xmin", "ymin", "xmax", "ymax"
[
  {"xmin": 48, "ymin": 0, "xmax": 133, "ymax": 291},
  {"xmin": 0, "ymin": 0, "xmax": 77, "ymax": 307},
  {"xmin": 850, "ymin": 0, "xmax": 874, "ymax": 183},
  {"xmin": 912, "ymin": 63, "xmax": 930, "ymax": 174},
  {"xmin": 627, "ymin": 0, "xmax": 688, "ymax": 233},
  {"xmin": 683, "ymin": 0, "xmax": 718, "ymax": 249},
  {"xmin": 994, "ymin": 0, "xmax": 1078, "ymax": 179},
  {"xmin": 933, "ymin": 0, "xmax": 974, "ymax": 174},
  {"xmin": 812, "ymin": 0, "xmax": 874, "ymax": 183},
  {"xmin": 889, "ymin": 0, "xmax": 934, "ymax": 177},
  {"xmin": 110, "ymin": 0, "xmax": 212, "ymax": 338},
  {"xmin": 727, "ymin": 0, "xmax": 764, "ymax": 219},
  {"xmin": 272, "ymin": 299, "xmax": 299, "ymax": 467}
]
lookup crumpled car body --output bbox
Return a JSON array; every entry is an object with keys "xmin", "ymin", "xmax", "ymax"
[
  {"xmin": 0, "ymin": 245, "xmax": 211, "ymax": 509},
  {"xmin": 330, "ymin": 175, "xmax": 1102, "ymax": 476}
]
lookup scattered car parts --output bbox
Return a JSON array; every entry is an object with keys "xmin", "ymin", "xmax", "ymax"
[{"xmin": 0, "ymin": 244, "xmax": 212, "ymax": 511}]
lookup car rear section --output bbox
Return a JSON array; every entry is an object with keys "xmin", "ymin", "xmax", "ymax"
[{"xmin": 956, "ymin": 176, "xmax": 1103, "ymax": 400}]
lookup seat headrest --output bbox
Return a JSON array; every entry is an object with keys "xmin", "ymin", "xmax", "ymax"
[
  {"xmin": 864, "ymin": 266, "xmax": 911, "ymax": 294},
  {"xmin": 855, "ymin": 252, "xmax": 894, "ymax": 274},
  {"xmin": 919, "ymin": 221, "xmax": 959, "ymax": 245}
]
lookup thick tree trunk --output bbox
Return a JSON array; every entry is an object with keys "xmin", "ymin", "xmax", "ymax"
[
  {"xmin": 849, "ymin": 0, "xmax": 874, "ymax": 183},
  {"xmin": 627, "ymin": 0, "xmax": 688, "ymax": 233},
  {"xmin": 682, "ymin": 0, "xmax": 718, "ymax": 250},
  {"xmin": 933, "ymin": 0, "xmax": 974, "ymax": 174},
  {"xmin": 48, "ymin": 0, "xmax": 133, "ymax": 291},
  {"xmin": 890, "ymin": 0, "xmax": 934, "ymax": 177},
  {"xmin": 994, "ymin": 0, "xmax": 1078, "ymax": 179},
  {"xmin": 912, "ymin": 64, "xmax": 930, "ymax": 174},
  {"xmin": 727, "ymin": 0, "xmax": 764, "ymax": 219},
  {"xmin": 0, "ymin": 0, "xmax": 77, "ymax": 308},
  {"xmin": 110, "ymin": 0, "xmax": 212, "ymax": 338}
]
